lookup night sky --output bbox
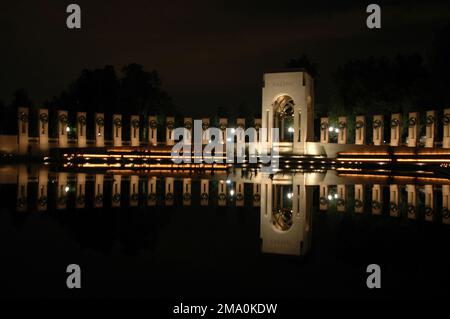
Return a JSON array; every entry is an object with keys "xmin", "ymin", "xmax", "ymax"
[{"xmin": 1, "ymin": 0, "xmax": 449, "ymax": 116}]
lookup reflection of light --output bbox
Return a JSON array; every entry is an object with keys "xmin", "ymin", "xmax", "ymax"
[
  {"xmin": 66, "ymin": 127, "xmax": 70, "ymax": 132},
  {"xmin": 288, "ymin": 127, "xmax": 294, "ymax": 133},
  {"xmin": 226, "ymin": 180, "xmax": 231, "ymax": 184},
  {"xmin": 97, "ymin": 132, "xmax": 101, "ymax": 136},
  {"xmin": 230, "ymin": 190, "xmax": 235, "ymax": 196},
  {"xmin": 328, "ymin": 126, "xmax": 334, "ymax": 132},
  {"xmin": 231, "ymin": 128, "xmax": 236, "ymax": 133},
  {"xmin": 327, "ymin": 195, "xmax": 333, "ymax": 200},
  {"xmin": 226, "ymin": 137, "xmax": 232, "ymax": 142},
  {"xmin": 334, "ymin": 194, "xmax": 338, "ymax": 199},
  {"xmin": 287, "ymin": 192, "xmax": 293, "ymax": 199},
  {"xmin": 64, "ymin": 186, "xmax": 70, "ymax": 192},
  {"xmin": 334, "ymin": 128, "xmax": 339, "ymax": 133}
]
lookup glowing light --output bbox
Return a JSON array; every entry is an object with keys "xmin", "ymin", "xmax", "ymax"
[
  {"xmin": 226, "ymin": 137, "xmax": 232, "ymax": 142},
  {"xmin": 64, "ymin": 186, "xmax": 70, "ymax": 192},
  {"xmin": 328, "ymin": 126, "xmax": 334, "ymax": 132},
  {"xmin": 66, "ymin": 127, "xmax": 70, "ymax": 132},
  {"xmin": 226, "ymin": 180, "xmax": 231, "ymax": 184},
  {"xmin": 287, "ymin": 192, "xmax": 293, "ymax": 199},
  {"xmin": 231, "ymin": 128, "xmax": 236, "ymax": 134},
  {"xmin": 334, "ymin": 194, "xmax": 338, "ymax": 199},
  {"xmin": 288, "ymin": 127, "xmax": 294, "ymax": 133},
  {"xmin": 334, "ymin": 128, "xmax": 339, "ymax": 133},
  {"xmin": 230, "ymin": 190, "xmax": 235, "ymax": 196},
  {"xmin": 327, "ymin": 195, "xmax": 333, "ymax": 200}
]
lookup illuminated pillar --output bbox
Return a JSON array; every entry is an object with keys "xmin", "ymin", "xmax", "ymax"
[
  {"xmin": 407, "ymin": 112, "xmax": 419, "ymax": 147},
  {"xmin": 406, "ymin": 184, "xmax": 417, "ymax": 219},
  {"xmin": 390, "ymin": 113, "xmax": 401, "ymax": 147},
  {"xmin": 389, "ymin": 184, "xmax": 400, "ymax": 217},
  {"xmin": 254, "ymin": 119, "xmax": 261, "ymax": 143},
  {"xmin": 37, "ymin": 167, "xmax": 48, "ymax": 211},
  {"xmin": 95, "ymin": 113, "xmax": 105, "ymax": 147},
  {"xmin": 218, "ymin": 180, "xmax": 227, "ymax": 206},
  {"xmin": 16, "ymin": 165, "xmax": 28, "ymax": 212},
  {"xmin": 184, "ymin": 117, "xmax": 193, "ymax": 144},
  {"xmin": 130, "ymin": 115, "xmax": 140, "ymax": 147},
  {"xmin": 130, "ymin": 175, "xmax": 139, "ymax": 206},
  {"xmin": 320, "ymin": 117, "xmax": 329, "ymax": 143},
  {"xmin": 38, "ymin": 109, "xmax": 49, "ymax": 154},
  {"xmin": 182, "ymin": 178, "xmax": 192, "ymax": 206},
  {"xmin": 236, "ymin": 181, "xmax": 244, "ymax": 207},
  {"xmin": 319, "ymin": 184, "xmax": 328, "ymax": 211},
  {"xmin": 253, "ymin": 183, "xmax": 261, "ymax": 207},
  {"xmin": 373, "ymin": 115, "xmax": 383, "ymax": 146},
  {"xmin": 56, "ymin": 172, "xmax": 68, "ymax": 210},
  {"xmin": 200, "ymin": 179, "xmax": 209, "ymax": 206},
  {"xmin": 371, "ymin": 184, "xmax": 382, "ymax": 215},
  {"xmin": 442, "ymin": 185, "xmax": 450, "ymax": 225},
  {"xmin": 148, "ymin": 116, "xmax": 158, "ymax": 146},
  {"xmin": 166, "ymin": 116, "xmax": 175, "ymax": 146},
  {"xmin": 355, "ymin": 116, "xmax": 365, "ymax": 145},
  {"xmin": 354, "ymin": 184, "xmax": 364, "ymax": 214},
  {"xmin": 94, "ymin": 174, "xmax": 104, "ymax": 208},
  {"xmin": 17, "ymin": 107, "xmax": 29, "ymax": 155},
  {"xmin": 112, "ymin": 174, "xmax": 122, "ymax": 207},
  {"xmin": 57, "ymin": 110, "xmax": 69, "ymax": 148},
  {"xmin": 76, "ymin": 173, "xmax": 86, "ymax": 209},
  {"xmin": 202, "ymin": 118, "xmax": 210, "ymax": 145},
  {"xmin": 219, "ymin": 118, "xmax": 228, "ymax": 144},
  {"xmin": 147, "ymin": 177, "xmax": 157, "ymax": 206},
  {"xmin": 337, "ymin": 116, "xmax": 347, "ymax": 144},
  {"xmin": 443, "ymin": 109, "xmax": 450, "ymax": 148},
  {"xmin": 424, "ymin": 185, "xmax": 434, "ymax": 222},
  {"xmin": 425, "ymin": 110, "xmax": 436, "ymax": 148},
  {"xmin": 76, "ymin": 112, "xmax": 87, "ymax": 148},
  {"xmin": 236, "ymin": 118, "xmax": 245, "ymax": 145},
  {"xmin": 165, "ymin": 177, "xmax": 174, "ymax": 206},
  {"xmin": 112, "ymin": 114, "xmax": 122, "ymax": 147},
  {"xmin": 336, "ymin": 184, "xmax": 346, "ymax": 212}
]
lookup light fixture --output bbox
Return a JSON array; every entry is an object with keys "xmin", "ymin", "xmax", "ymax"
[
  {"xmin": 230, "ymin": 190, "xmax": 235, "ymax": 196},
  {"xmin": 328, "ymin": 126, "xmax": 334, "ymax": 132},
  {"xmin": 66, "ymin": 127, "xmax": 70, "ymax": 132},
  {"xmin": 287, "ymin": 192, "xmax": 293, "ymax": 199},
  {"xmin": 288, "ymin": 127, "xmax": 294, "ymax": 133},
  {"xmin": 327, "ymin": 194, "xmax": 333, "ymax": 200},
  {"xmin": 334, "ymin": 128, "xmax": 339, "ymax": 133},
  {"xmin": 334, "ymin": 194, "xmax": 338, "ymax": 199},
  {"xmin": 64, "ymin": 186, "xmax": 70, "ymax": 192}
]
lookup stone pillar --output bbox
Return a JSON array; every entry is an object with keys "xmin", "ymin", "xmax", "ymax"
[
  {"xmin": 389, "ymin": 185, "xmax": 400, "ymax": 217},
  {"xmin": 147, "ymin": 177, "xmax": 157, "ymax": 206},
  {"xmin": 253, "ymin": 183, "xmax": 261, "ymax": 207},
  {"xmin": 37, "ymin": 167, "xmax": 48, "ymax": 212},
  {"xmin": 76, "ymin": 112, "xmax": 87, "ymax": 148},
  {"xmin": 425, "ymin": 110, "xmax": 436, "ymax": 148},
  {"xmin": 200, "ymin": 179, "xmax": 209, "ymax": 206},
  {"xmin": 355, "ymin": 116, "xmax": 365, "ymax": 145},
  {"xmin": 16, "ymin": 165, "xmax": 28, "ymax": 212},
  {"xmin": 95, "ymin": 113, "xmax": 105, "ymax": 147},
  {"xmin": 112, "ymin": 114, "xmax": 122, "ymax": 147},
  {"xmin": 254, "ymin": 119, "xmax": 261, "ymax": 143},
  {"xmin": 336, "ymin": 184, "xmax": 346, "ymax": 212},
  {"xmin": 182, "ymin": 178, "xmax": 192, "ymax": 206},
  {"xmin": 406, "ymin": 184, "xmax": 417, "ymax": 219},
  {"xmin": 424, "ymin": 185, "xmax": 434, "ymax": 222},
  {"xmin": 443, "ymin": 109, "xmax": 450, "ymax": 148},
  {"xmin": 407, "ymin": 112, "xmax": 419, "ymax": 147},
  {"xmin": 218, "ymin": 180, "xmax": 227, "ymax": 206},
  {"xmin": 17, "ymin": 107, "xmax": 29, "ymax": 155},
  {"xmin": 337, "ymin": 116, "xmax": 347, "ymax": 144},
  {"xmin": 390, "ymin": 113, "xmax": 401, "ymax": 147},
  {"xmin": 112, "ymin": 174, "xmax": 122, "ymax": 207},
  {"xmin": 184, "ymin": 117, "xmax": 193, "ymax": 144},
  {"xmin": 57, "ymin": 110, "xmax": 69, "ymax": 148},
  {"xmin": 166, "ymin": 116, "xmax": 175, "ymax": 146},
  {"xmin": 76, "ymin": 173, "xmax": 86, "ymax": 209},
  {"xmin": 165, "ymin": 177, "xmax": 174, "ymax": 206},
  {"xmin": 219, "ymin": 118, "xmax": 228, "ymax": 144},
  {"xmin": 320, "ymin": 117, "xmax": 329, "ymax": 143},
  {"xmin": 354, "ymin": 184, "xmax": 364, "ymax": 213},
  {"xmin": 94, "ymin": 174, "xmax": 104, "ymax": 208},
  {"xmin": 319, "ymin": 184, "xmax": 328, "ymax": 211},
  {"xmin": 202, "ymin": 118, "xmax": 210, "ymax": 145},
  {"xmin": 148, "ymin": 116, "xmax": 158, "ymax": 146},
  {"xmin": 130, "ymin": 115, "xmax": 140, "ymax": 147},
  {"xmin": 130, "ymin": 175, "xmax": 139, "ymax": 206},
  {"xmin": 236, "ymin": 181, "xmax": 244, "ymax": 207},
  {"xmin": 56, "ymin": 172, "xmax": 68, "ymax": 210},
  {"xmin": 373, "ymin": 115, "xmax": 384, "ymax": 146},
  {"xmin": 442, "ymin": 185, "xmax": 450, "ymax": 224},
  {"xmin": 38, "ymin": 109, "xmax": 49, "ymax": 153},
  {"xmin": 236, "ymin": 118, "xmax": 245, "ymax": 145},
  {"xmin": 371, "ymin": 184, "xmax": 382, "ymax": 215}
]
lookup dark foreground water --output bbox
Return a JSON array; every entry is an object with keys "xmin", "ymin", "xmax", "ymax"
[{"xmin": 0, "ymin": 164, "xmax": 449, "ymax": 300}]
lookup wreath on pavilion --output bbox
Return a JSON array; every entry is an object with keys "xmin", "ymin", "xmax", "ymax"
[
  {"xmin": 408, "ymin": 117, "xmax": 417, "ymax": 127},
  {"xmin": 253, "ymin": 193, "xmax": 261, "ymax": 202},
  {"xmin": 58, "ymin": 113, "xmax": 68, "ymax": 125},
  {"xmin": 18, "ymin": 112, "xmax": 28, "ymax": 123},
  {"xmin": 131, "ymin": 118, "xmax": 140, "ymax": 128},
  {"xmin": 320, "ymin": 122, "xmax": 328, "ymax": 130},
  {"xmin": 39, "ymin": 113, "xmax": 48, "ymax": 124},
  {"xmin": 373, "ymin": 119, "xmax": 382, "ymax": 129},
  {"xmin": 426, "ymin": 115, "xmax": 435, "ymax": 126},
  {"xmin": 112, "ymin": 193, "xmax": 121, "ymax": 203},
  {"xmin": 147, "ymin": 193, "xmax": 157, "ymax": 201},
  {"xmin": 354, "ymin": 199, "xmax": 363, "ymax": 209},
  {"xmin": 371, "ymin": 200, "xmax": 381, "ymax": 210},
  {"xmin": 184, "ymin": 121, "xmax": 192, "ymax": 130},
  {"xmin": 319, "ymin": 197, "xmax": 328, "ymax": 205},
  {"xmin": 355, "ymin": 120, "xmax": 364, "ymax": 129},
  {"xmin": 425, "ymin": 206, "xmax": 433, "ymax": 216},
  {"xmin": 113, "ymin": 117, "xmax": 122, "ymax": 128},
  {"xmin": 201, "ymin": 192, "xmax": 209, "ymax": 200},
  {"xmin": 149, "ymin": 119, "xmax": 158, "ymax": 129},
  {"xmin": 96, "ymin": 116, "xmax": 105, "ymax": 127},
  {"xmin": 407, "ymin": 204, "xmax": 416, "ymax": 215},
  {"xmin": 390, "ymin": 118, "xmax": 400, "ymax": 128},
  {"xmin": 202, "ymin": 122, "xmax": 209, "ymax": 130},
  {"xmin": 389, "ymin": 202, "xmax": 398, "ymax": 213},
  {"xmin": 166, "ymin": 120, "xmax": 174, "ymax": 131},
  {"xmin": 38, "ymin": 196, "xmax": 47, "ymax": 207},
  {"xmin": 443, "ymin": 114, "xmax": 450, "ymax": 126},
  {"xmin": 78, "ymin": 115, "xmax": 87, "ymax": 126}
]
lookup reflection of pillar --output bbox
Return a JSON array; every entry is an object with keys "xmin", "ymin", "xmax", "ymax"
[
  {"xmin": 425, "ymin": 110, "xmax": 436, "ymax": 148},
  {"xmin": 337, "ymin": 184, "xmax": 346, "ymax": 212},
  {"xmin": 442, "ymin": 185, "xmax": 450, "ymax": 225},
  {"xmin": 406, "ymin": 184, "xmax": 417, "ymax": 219},
  {"xmin": 390, "ymin": 113, "xmax": 401, "ymax": 146},
  {"xmin": 18, "ymin": 107, "xmax": 29, "ymax": 155},
  {"xmin": 130, "ymin": 175, "xmax": 139, "ymax": 206},
  {"xmin": 113, "ymin": 114, "xmax": 122, "ymax": 147},
  {"xmin": 320, "ymin": 117, "xmax": 329, "ymax": 143},
  {"xmin": 219, "ymin": 118, "xmax": 228, "ymax": 144},
  {"xmin": 182, "ymin": 178, "xmax": 192, "ymax": 206},
  {"xmin": 236, "ymin": 181, "xmax": 244, "ymax": 207},
  {"xmin": 112, "ymin": 174, "xmax": 122, "ymax": 207},
  {"xmin": 130, "ymin": 115, "xmax": 140, "ymax": 147},
  {"xmin": 200, "ymin": 179, "xmax": 209, "ymax": 206},
  {"xmin": 373, "ymin": 115, "xmax": 384, "ymax": 146},
  {"xmin": 389, "ymin": 185, "xmax": 400, "ymax": 217},
  {"xmin": 95, "ymin": 113, "xmax": 105, "ymax": 147},
  {"xmin": 166, "ymin": 116, "xmax": 175, "ymax": 146},
  {"xmin": 16, "ymin": 165, "xmax": 28, "ymax": 212},
  {"xmin": 218, "ymin": 180, "xmax": 227, "ymax": 206},
  {"xmin": 407, "ymin": 112, "xmax": 419, "ymax": 147},
  {"xmin": 253, "ymin": 183, "xmax": 261, "ymax": 207},
  {"xmin": 202, "ymin": 118, "xmax": 210, "ymax": 145},
  {"xmin": 94, "ymin": 174, "xmax": 104, "ymax": 208},
  {"xmin": 37, "ymin": 167, "xmax": 48, "ymax": 211},
  {"xmin": 147, "ymin": 177, "xmax": 157, "ymax": 206},
  {"xmin": 354, "ymin": 184, "xmax": 364, "ymax": 214},
  {"xmin": 254, "ymin": 119, "xmax": 261, "ymax": 143},
  {"xmin": 355, "ymin": 116, "xmax": 365, "ymax": 145},
  {"xmin": 337, "ymin": 116, "xmax": 347, "ymax": 144},
  {"xmin": 165, "ymin": 177, "xmax": 174, "ymax": 206},
  {"xmin": 184, "ymin": 117, "xmax": 192, "ymax": 144},
  {"xmin": 319, "ymin": 184, "xmax": 328, "ymax": 211},
  {"xmin": 38, "ymin": 108, "xmax": 49, "ymax": 154},
  {"xmin": 443, "ymin": 109, "xmax": 450, "ymax": 149},
  {"xmin": 236, "ymin": 118, "xmax": 245, "ymax": 145},
  {"xmin": 76, "ymin": 173, "xmax": 86, "ymax": 209},
  {"xmin": 56, "ymin": 172, "xmax": 68, "ymax": 210},
  {"xmin": 77, "ymin": 112, "xmax": 87, "ymax": 148},
  {"xmin": 424, "ymin": 185, "xmax": 434, "ymax": 222},
  {"xmin": 57, "ymin": 110, "xmax": 68, "ymax": 148},
  {"xmin": 148, "ymin": 116, "xmax": 158, "ymax": 146},
  {"xmin": 372, "ymin": 184, "xmax": 383, "ymax": 215}
]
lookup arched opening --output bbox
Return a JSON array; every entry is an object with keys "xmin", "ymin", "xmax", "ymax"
[
  {"xmin": 273, "ymin": 95, "xmax": 295, "ymax": 142},
  {"xmin": 272, "ymin": 184, "xmax": 293, "ymax": 231}
]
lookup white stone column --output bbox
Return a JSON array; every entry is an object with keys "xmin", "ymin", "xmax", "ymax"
[
  {"xmin": 407, "ymin": 112, "xmax": 419, "ymax": 147},
  {"xmin": 355, "ymin": 116, "xmax": 365, "ymax": 145},
  {"xmin": 16, "ymin": 165, "xmax": 28, "ymax": 212},
  {"xmin": 57, "ymin": 110, "xmax": 69, "ymax": 148},
  {"xmin": 424, "ymin": 185, "xmax": 434, "ymax": 222},
  {"xmin": 182, "ymin": 178, "xmax": 192, "ymax": 206},
  {"xmin": 389, "ymin": 185, "xmax": 400, "ymax": 217},
  {"xmin": 37, "ymin": 167, "xmax": 48, "ymax": 211},
  {"xmin": 253, "ymin": 183, "xmax": 261, "ymax": 207},
  {"xmin": 76, "ymin": 173, "xmax": 86, "ymax": 209},
  {"xmin": 76, "ymin": 112, "xmax": 87, "ymax": 147},
  {"xmin": 406, "ymin": 184, "xmax": 417, "ymax": 219},
  {"xmin": 425, "ymin": 110, "xmax": 436, "ymax": 148},
  {"xmin": 166, "ymin": 116, "xmax": 175, "ymax": 146},
  {"xmin": 112, "ymin": 174, "xmax": 122, "ymax": 207},
  {"xmin": 442, "ymin": 185, "xmax": 450, "ymax": 224},
  {"xmin": 112, "ymin": 114, "xmax": 122, "ymax": 147},
  {"xmin": 202, "ymin": 118, "xmax": 210, "ymax": 145},
  {"xmin": 320, "ymin": 117, "xmax": 329, "ymax": 143},
  {"xmin": 56, "ymin": 172, "xmax": 68, "ymax": 210},
  {"xmin": 390, "ymin": 113, "xmax": 401, "ymax": 146},
  {"xmin": 337, "ymin": 184, "xmax": 346, "ymax": 212},
  {"xmin": 200, "ymin": 179, "xmax": 209, "ymax": 206},
  {"xmin": 38, "ymin": 109, "xmax": 49, "ymax": 153},
  {"xmin": 354, "ymin": 184, "xmax": 364, "ymax": 213},
  {"xmin": 372, "ymin": 184, "xmax": 382, "ymax": 215},
  {"xmin": 184, "ymin": 117, "xmax": 193, "ymax": 144},
  {"xmin": 95, "ymin": 113, "xmax": 105, "ymax": 147},
  {"xmin": 94, "ymin": 174, "xmax": 104, "ymax": 208},
  {"xmin": 130, "ymin": 175, "xmax": 139, "ymax": 206},
  {"xmin": 337, "ymin": 116, "xmax": 347, "ymax": 144},
  {"xmin": 443, "ymin": 109, "xmax": 450, "ymax": 148},
  {"xmin": 147, "ymin": 176, "xmax": 157, "ymax": 206},
  {"xmin": 236, "ymin": 181, "xmax": 244, "ymax": 207},
  {"xmin": 218, "ymin": 180, "xmax": 227, "ymax": 206},
  {"xmin": 165, "ymin": 177, "xmax": 174, "ymax": 206},
  {"xmin": 236, "ymin": 118, "xmax": 245, "ymax": 145},
  {"xmin": 130, "ymin": 115, "xmax": 140, "ymax": 147},
  {"xmin": 373, "ymin": 115, "xmax": 384, "ymax": 146},
  {"xmin": 148, "ymin": 116, "xmax": 158, "ymax": 146},
  {"xmin": 319, "ymin": 184, "xmax": 328, "ymax": 211},
  {"xmin": 17, "ymin": 107, "xmax": 29, "ymax": 155}
]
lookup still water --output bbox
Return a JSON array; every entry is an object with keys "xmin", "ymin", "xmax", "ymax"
[{"xmin": 1, "ymin": 164, "xmax": 450, "ymax": 299}]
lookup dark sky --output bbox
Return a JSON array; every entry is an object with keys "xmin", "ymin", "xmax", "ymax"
[{"xmin": 1, "ymin": 0, "xmax": 449, "ymax": 116}]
